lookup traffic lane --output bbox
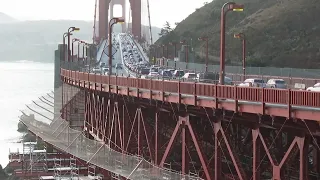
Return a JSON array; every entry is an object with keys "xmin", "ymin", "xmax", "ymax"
[{"xmin": 112, "ymin": 49, "xmax": 127, "ymax": 76}]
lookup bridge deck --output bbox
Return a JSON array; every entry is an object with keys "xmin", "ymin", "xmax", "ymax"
[{"xmin": 62, "ymin": 70, "xmax": 320, "ymax": 121}]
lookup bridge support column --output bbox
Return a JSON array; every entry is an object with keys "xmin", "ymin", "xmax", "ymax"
[
  {"xmin": 125, "ymin": 107, "xmax": 153, "ymax": 160},
  {"xmin": 129, "ymin": 0, "xmax": 141, "ymax": 39},
  {"xmin": 313, "ymin": 138, "xmax": 320, "ymax": 174},
  {"xmin": 252, "ymin": 127, "xmax": 309, "ymax": 180},
  {"xmin": 154, "ymin": 110, "xmax": 159, "ymax": 165},
  {"xmin": 252, "ymin": 129, "xmax": 261, "ymax": 180},
  {"xmin": 160, "ymin": 114, "xmax": 212, "ymax": 179},
  {"xmin": 213, "ymin": 120, "xmax": 247, "ymax": 180}
]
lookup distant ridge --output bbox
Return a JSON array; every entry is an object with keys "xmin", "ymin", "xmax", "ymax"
[
  {"xmin": 0, "ymin": 20, "xmax": 161, "ymax": 62},
  {"xmin": 0, "ymin": 12, "xmax": 17, "ymax": 23}
]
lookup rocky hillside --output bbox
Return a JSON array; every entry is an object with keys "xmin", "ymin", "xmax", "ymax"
[{"xmin": 156, "ymin": 0, "xmax": 320, "ymax": 69}]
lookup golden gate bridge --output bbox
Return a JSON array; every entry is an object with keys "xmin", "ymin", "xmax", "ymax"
[{"xmin": 8, "ymin": 0, "xmax": 320, "ymax": 179}]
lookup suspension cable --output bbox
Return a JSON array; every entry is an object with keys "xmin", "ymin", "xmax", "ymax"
[
  {"xmin": 93, "ymin": 0, "xmax": 98, "ymax": 44},
  {"xmin": 146, "ymin": 0, "xmax": 153, "ymax": 45},
  {"xmin": 128, "ymin": 4, "xmax": 131, "ymax": 33}
]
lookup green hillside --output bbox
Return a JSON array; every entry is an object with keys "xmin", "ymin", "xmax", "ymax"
[{"xmin": 156, "ymin": 0, "xmax": 320, "ymax": 69}]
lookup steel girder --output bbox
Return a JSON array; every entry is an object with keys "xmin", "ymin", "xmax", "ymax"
[{"xmin": 81, "ymin": 90, "xmax": 319, "ymax": 180}]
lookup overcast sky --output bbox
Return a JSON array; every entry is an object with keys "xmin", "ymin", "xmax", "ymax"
[{"xmin": 0, "ymin": 0, "xmax": 210, "ymax": 27}]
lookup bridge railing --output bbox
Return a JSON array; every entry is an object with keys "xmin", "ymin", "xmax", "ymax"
[
  {"xmin": 165, "ymin": 60, "xmax": 320, "ymax": 78},
  {"xmin": 161, "ymin": 64, "xmax": 319, "ymax": 88},
  {"xmin": 64, "ymin": 69, "xmax": 320, "ymax": 108}
]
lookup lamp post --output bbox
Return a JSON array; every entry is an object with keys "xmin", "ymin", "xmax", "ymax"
[
  {"xmin": 198, "ymin": 37, "xmax": 209, "ymax": 72},
  {"xmin": 155, "ymin": 45, "xmax": 161, "ymax": 65},
  {"xmin": 82, "ymin": 42, "xmax": 87, "ymax": 66},
  {"xmin": 108, "ymin": 17, "xmax": 125, "ymax": 75},
  {"xmin": 161, "ymin": 44, "xmax": 166, "ymax": 58},
  {"xmin": 151, "ymin": 46, "xmax": 157, "ymax": 64},
  {"xmin": 77, "ymin": 40, "xmax": 82, "ymax": 67},
  {"xmin": 219, "ymin": 2, "xmax": 244, "ymax": 85},
  {"xmin": 67, "ymin": 27, "xmax": 80, "ymax": 62},
  {"xmin": 169, "ymin": 42, "xmax": 178, "ymax": 58},
  {"xmin": 234, "ymin": 33, "xmax": 246, "ymax": 81},
  {"xmin": 180, "ymin": 40, "xmax": 188, "ymax": 69},
  {"xmin": 62, "ymin": 32, "xmax": 73, "ymax": 64},
  {"xmin": 169, "ymin": 42, "xmax": 178, "ymax": 69},
  {"xmin": 72, "ymin": 38, "xmax": 80, "ymax": 63},
  {"xmin": 162, "ymin": 44, "xmax": 169, "ymax": 66}
]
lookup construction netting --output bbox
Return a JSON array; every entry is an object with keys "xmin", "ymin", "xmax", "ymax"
[{"xmin": 19, "ymin": 85, "xmax": 202, "ymax": 180}]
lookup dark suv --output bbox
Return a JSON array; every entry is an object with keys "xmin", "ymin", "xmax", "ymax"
[{"xmin": 198, "ymin": 72, "xmax": 219, "ymax": 83}]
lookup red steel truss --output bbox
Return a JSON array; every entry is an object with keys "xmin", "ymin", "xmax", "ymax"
[{"xmin": 60, "ymin": 69, "xmax": 320, "ymax": 179}]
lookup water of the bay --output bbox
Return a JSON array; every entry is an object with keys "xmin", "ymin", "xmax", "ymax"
[{"xmin": 0, "ymin": 61, "xmax": 53, "ymax": 167}]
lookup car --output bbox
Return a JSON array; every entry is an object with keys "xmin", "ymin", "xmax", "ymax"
[
  {"xmin": 115, "ymin": 63, "xmax": 123, "ymax": 69},
  {"xmin": 102, "ymin": 67, "xmax": 109, "ymax": 72},
  {"xmin": 182, "ymin": 73, "xmax": 197, "ymax": 80},
  {"xmin": 140, "ymin": 68, "xmax": 150, "ymax": 75},
  {"xmin": 238, "ymin": 78, "xmax": 265, "ymax": 87},
  {"xmin": 148, "ymin": 72, "xmax": 159, "ymax": 77},
  {"xmin": 266, "ymin": 79, "xmax": 287, "ymax": 89},
  {"xmin": 306, "ymin": 83, "xmax": 320, "ymax": 91},
  {"xmin": 160, "ymin": 70, "xmax": 172, "ymax": 78},
  {"xmin": 172, "ymin": 70, "xmax": 185, "ymax": 78},
  {"xmin": 197, "ymin": 72, "xmax": 219, "ymax": 83},
  {"xmin": 92, "ymin": 67, "xmax": 102, "ymax": 74}
]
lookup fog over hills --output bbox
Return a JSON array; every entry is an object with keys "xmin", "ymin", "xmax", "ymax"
[
  {"xmin": 0, "ymin": 12, "xmax": 17, "ymax": 23},
  {"xmin": 0, "ymin": 13, "xmax": 161, "ymax": 62}
]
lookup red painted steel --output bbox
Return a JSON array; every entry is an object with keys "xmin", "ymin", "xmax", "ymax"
[
  {"xmin": 97, "ymin": 0, "xmax": 141, "ymax": 42},
  {"xmin": 60, "ymin": 68, "xmax": 320, "ymax": 179},
  {"xmin": 63, "ymin": 69, "xmax": 320, "ymax": 121}
]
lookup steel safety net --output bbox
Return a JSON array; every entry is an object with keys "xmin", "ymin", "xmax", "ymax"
[{"xmin": 19, "ymin": 86, "xmax": 202, "ymax": 180}]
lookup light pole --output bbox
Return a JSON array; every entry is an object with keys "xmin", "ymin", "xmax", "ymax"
[
  {"xmin": 169, "ymin": 42, "xmax": 178, "ymax": 69},
  {"xmin": 77, "ymin": 39, "xmax": 84, "ymax": 70},
  {"xmin": 151, "ymin": 45, "xmax": 157, "ymax": 64},
  {"xmin": 198, "ymin": 37, "xmax": 209, "ymax": 72},
  {"xmin": 219, "ymin": 2, "xmax": 244, "ymax": 85},
  {"xmin": 234, "ymin": 33, "xmax": 246, "ymax": 81},
  {"xmin": 180, "ymin": 40, "xmax": 188, "ymax": 69},
  {"xmin": 82, "ymin": 42, "xmax": 88, "ymax": 66},
  {"xmin": 161, "ymin": 44, "xmax": 166, "ymax": 58},
  {"xmin": 62, "ymin": 32, "xmax": 73, "ymax": 64},
  {"xmin": 169, "ymin": 42, "xmax": 178, "ymax": 59},
  {"xmin": 77, "ymin": 40, "xmax": 82, "ymax": 67},
  {"xmin": 108, "ymin": 17, "xmax": 125, "ymax": 75},
  {"xmin": 67, "ymin": 27, "xmax": 80, "ymax": 62},
  {"xmin": 162, "ymin": 44, "xmax": 169, "ymax": 66},
  {"xmin": 72, "ymin": 38, "xmax": 80, "ymax": 62}
]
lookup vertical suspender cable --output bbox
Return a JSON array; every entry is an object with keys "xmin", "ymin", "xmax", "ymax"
[
  {"xmin": 146, "ymin": 0, "xmax": 153, "ymax": 45},
  {"xmin": 128, "ymin": 4, "xmax": 131, "ymax": 33},
  {"xmin": 93, "ymin": 0, "xmax": 98, "ymax": 44}
]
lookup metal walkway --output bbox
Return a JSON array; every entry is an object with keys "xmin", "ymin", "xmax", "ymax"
[{"xmin": 19, "ymin": 87, "xmax": 201, "ymax": 180}]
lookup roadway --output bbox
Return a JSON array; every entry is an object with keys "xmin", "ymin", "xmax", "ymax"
[{"xmin": 91, "ymin": 33, "xmax": 149, "ymax": 77}]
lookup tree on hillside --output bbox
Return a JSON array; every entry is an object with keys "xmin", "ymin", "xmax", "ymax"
[
  {"xmin": 163, "ymin": 21, "xmax": 172, "ymax": 32},
  {"xmin": 158, "ymin": 21, "xmax": 173, "ymax": 37}
]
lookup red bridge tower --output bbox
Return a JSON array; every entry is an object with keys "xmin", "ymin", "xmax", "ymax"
[{"xmin": 98, "ymin": 0, "xmax": 141, "ymax": 41}]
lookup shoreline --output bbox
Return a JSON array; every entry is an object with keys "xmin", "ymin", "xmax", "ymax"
[{"xmin": 1, "ymin": 121, "xmax": 36, "ymax": 180}]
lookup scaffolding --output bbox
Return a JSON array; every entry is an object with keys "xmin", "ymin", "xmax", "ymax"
[
  {"xmin": 53, "ymin": 158, "xmax": 79, "ymax": 179},
  {"xmin": 88, "ymin": 165, "xmax": 103, "ymax": 180},
  {"xmin": 19, "ymin": 86, "xmax": 202, "ymax": 180},
  {"xmin": 22, "ymin": 141, "xmax": 48, "ymax": 174}
]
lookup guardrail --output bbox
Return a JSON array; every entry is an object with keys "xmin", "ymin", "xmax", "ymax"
[
  {"xmin": 162, "ymin": 66, "xmax": 320, "ymax": 89},
  {"xmin": 62, "ymin": 69, "xmax": 320, "ymax": 108}
]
